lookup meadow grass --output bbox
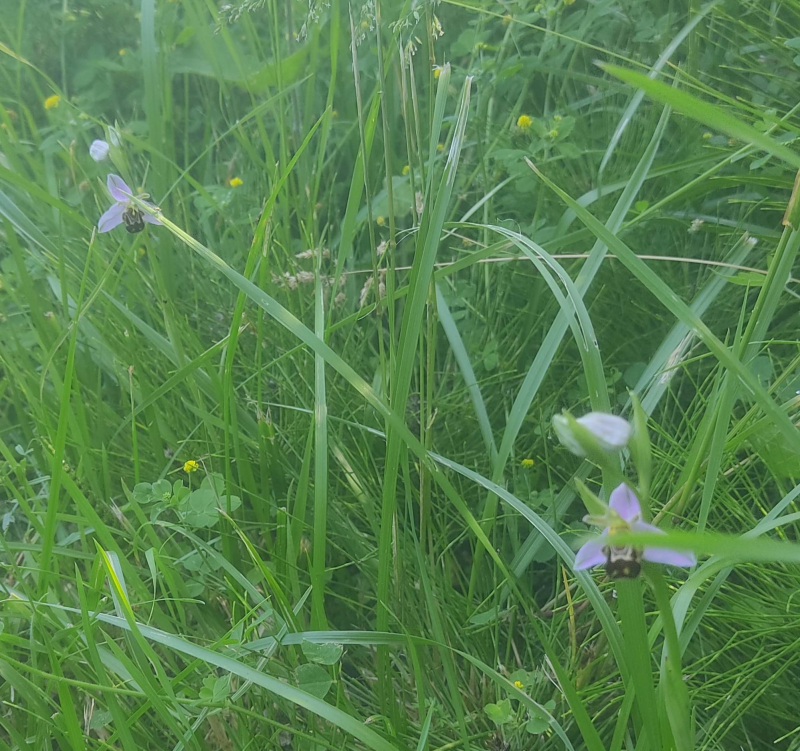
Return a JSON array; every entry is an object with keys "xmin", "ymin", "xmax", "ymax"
[{"xmin": 2, "ymin": 0, "xmax": 800, "ymax": 749}]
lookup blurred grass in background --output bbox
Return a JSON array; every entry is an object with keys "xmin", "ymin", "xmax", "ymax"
[{"xmin": 2, "ymin": 0, "xmax": 800, "ymax": 749}]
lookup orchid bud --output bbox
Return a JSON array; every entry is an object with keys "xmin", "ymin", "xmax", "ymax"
[
  {"xmin": 107, "ymin": 124, "xmax": 122, "ymax": 147},
  {"xmin": 89, "ymin": 139, "xmax": 110, "ymax": 162},
  {"xmin": 104, "ymin": 123, "xmax": 129, "ymax": 176},
  {"xmin": 553, "ymin": 411, "xmax": 631, "ymax": 458}
]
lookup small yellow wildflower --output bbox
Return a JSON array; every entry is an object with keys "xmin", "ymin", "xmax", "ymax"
[
  {"xmin": 229, "ymin": 176, "xmax": 243, "ymax": 188},
  {"xmin": 119, "ymin": 48, "xmax": 127, "ymax": 56},
  {"xmin": 332, "ymin": 109, "xmax": 338, "ymax": 118},
  {"xmin": 553, "ymin": 114, "xmax": 562, "ymax": 122},
  {"xmin": 702, "ymin": 132, "xmax": 712, "ymax": 139},
  {"xmin": 376, "ymin": 215, "xmax": 385, "ymax": 226},
  {"xmin": 437, "ymin": 142, "xmax": 444, "ymax": 152},
  {"xmin": 514, "ymin": 680, "xmax": 524, "ymax": 689},
  {"xmin": 44, "ymin": 94, "xmax": 61, "ymax": 111},
  {"xmin": 548, "ymin": 128, "xmax": 559, "ymax": 139},
  {"xmin": 433, "ymin": 67, "xmax": 441, "ymax": 80},
  {"xmin": 502, "ymin": 13, "xmax": 512, "ymax": 25},
  {"xmin": 183, "ymin": 459, "xmax": 199, "ymax": 473},
  {"xmin": 521, "ymin": 458, "xmax": 535, "ymax": 468},
  {"xmin": 517, "ymin": 114, "xmax": 532, "ymax": 131},
  {"xmin": 402, "ymin": 165, "xmax": 410, "ymax": 176}
]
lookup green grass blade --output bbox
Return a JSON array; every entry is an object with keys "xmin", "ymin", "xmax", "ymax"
[
  {"xmin": 598, "ymin": 3, "xmax": 715, "ymax": 174},
  {"xmin": 600, "ymin": 63, "xmax": 800, "ymax": 169},
  {"xmin": 530, "ymin": 162, "xmax": 800, "ymax": 455},
  {"xmin": 312, "ymin": 246, "xmax": 329, "ymax": 629},
  {"xmin": 375, "ymin": 68, "xmax": 471, "ymax": 698},
  {"xmin": 67, "ymin": 609, "xmax": 403, "ymax": 751},
  {"xmin": 435, "ymin": 284, "xmax": 497, "ymax": 459}
]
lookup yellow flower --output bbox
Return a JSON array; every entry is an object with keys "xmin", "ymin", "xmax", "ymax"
[
  {"xmin": 183, "ymin": 459, "xmax": 199, "ymax": 473},
  {"xmin": 119, "ymin": 48, "xmax": 127, "ymax": 56},
  {"xmin": 517, "ymin": 114, "xmax": 532, "ymax": 131},
  {"xmin": 521, "ymin": 458, "xmax": 534, "ymax": 468},
  {"xmin": 553, "ymin": 114, "xmax": 562, "ymax": 122},
  {"xmin": 433, "ymin": 67, "xmax": 441, "ymax": 79},
  {"xmin": 514, "ymin": 680, "xmax": 524, "ymax": 689},
  {"xmin": 503, "ymin": 13, "xmax": 512, "ymax": 25},
  {"xmin": 702, "ymin": 132, "xmax": 712, "ymax": 139},
  {"xmin": 44, "ymin": 94, "xmax": 61, "ymax": 111},
  {"xmin": 229, "ymin": 176, "xmax": 243, "ymax": 188},
  {"xmin": 402, "ymin": 165, "xmax": 410, "ymax": 176},
  {"xmin": 437, "ymin": 142, "xmax": 444, "ymax": 152},
  {"xmin": 548, "ymin": 129, "xmax": 559, "ymax": 139},
  {"xmin": 376, "ymin": 215, "xmax": 385, "ymax": 226}
]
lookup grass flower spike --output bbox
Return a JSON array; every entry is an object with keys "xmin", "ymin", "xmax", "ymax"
[
  {"xmin": 98, "ymin": 174, "xmax": 162, "ymax": 234},
  {"xmin": 575, "ymin": 483, "xmax": 695, "ymax": 578}
]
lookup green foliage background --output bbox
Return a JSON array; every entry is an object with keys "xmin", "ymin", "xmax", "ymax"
[{"xmin": 2, "ymin": 0, "xmax": 800, "ymax": 749}]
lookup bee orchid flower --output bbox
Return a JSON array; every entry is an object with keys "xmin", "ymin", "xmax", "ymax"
[
  {"xmin": 98, "ymin": 174, "xmax": 162, "ymax": 234},
  {"xmin": 574, "ymin": 483, "xmax": 695, "ymax": 579}
]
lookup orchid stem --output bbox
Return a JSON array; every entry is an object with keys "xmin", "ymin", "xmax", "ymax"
[{"xmin": 616, "ymin": 578, "xmax": 663, "ymax": 750}]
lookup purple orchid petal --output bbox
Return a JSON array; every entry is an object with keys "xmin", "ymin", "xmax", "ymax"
[
  {"xmin": 142, "ymin": 203, "xmax": 163, "ymax": 225},
  {"xmin": 97, "ymin": 202, "xmax": 125, "ymax": 233},
  {"xmin": 574, "ymin": 535, "xmax": 608, "ymax": 570},
  {"xmin": 576, "ymin": 412, "xmax": 631, "ymax": 451},
  {"xmin": 631, "ymin": 520, "xmax": 664, "ymax": 535},
  {"xmin": 632, "ymin": 520, "xmax": 696, "ymax": 567},
  {"xmin": 609, "ymin": 483, "xmax": 641, "ymax": 522},
  {"xmin": 107, "ymin": 174, "xmax": 132, "ymax": 202},
  {"xmin": 642, "ymin": 546, "xmax": 696, "ymax": 567}
]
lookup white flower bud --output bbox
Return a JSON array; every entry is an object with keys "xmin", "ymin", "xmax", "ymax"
[
  {"xmin": 89, "ymin": 139, "xmax": 110, "ymax": 162},
  {"xmin": 553, "ymin": 412, "xmax": 631, "ymax": 457},
  {"xmin": 107, "ymin": 125, "xmax": 122, "ymax": 147},
  {"xmin": 552, "ymin": 415, "xmax": 584, "ymax": 455}
]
